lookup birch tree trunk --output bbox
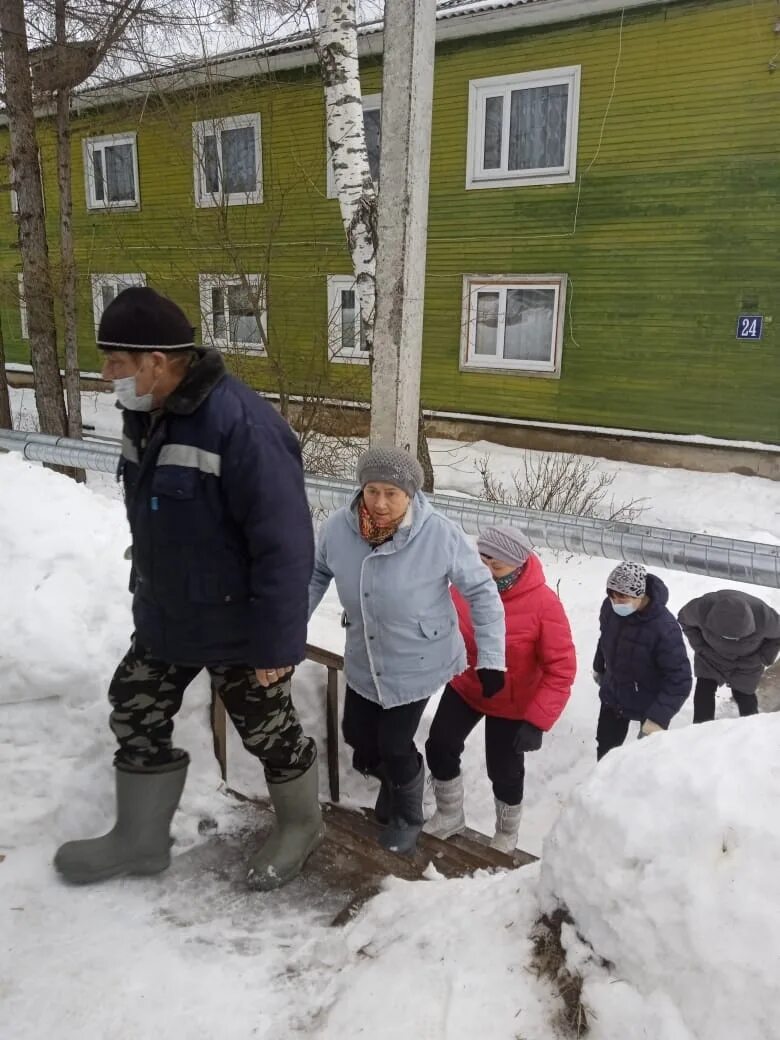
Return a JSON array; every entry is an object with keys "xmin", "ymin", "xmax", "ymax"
[
  {"xmin": 56, "ymin": 0, "xmax": 84, "ymax": 453},
  {"xmin": 316, "ymin": 0, "xmax": 377, "ymax": 349},
  {"xmin": 0, "ymin": 0, "xmax": 67, "ymax": 438}
]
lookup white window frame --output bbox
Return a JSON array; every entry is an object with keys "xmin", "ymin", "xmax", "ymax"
[
  {"xmin": 18, "ymin": 273, "xmax": 28, "ymax": 339},
  {"xmin": 199, "ymin": 274, "xmax": 267, "ymax": 356},
  {"xmin": 327, "ymin": 93, "xmax": 382, "ymax": 199},
  {"xmin": 326, "ymin": 275, "xmax": 370, "ymax": 365},
  {"xmin": 466, "ymin": 66, "xmax": 581, "ymax": 190},
  {"xmin": 192, "ymin": 114, "xmax": 263, "ymax": 208},
  {"xmin": 83, "ymin": 132, "xmax": 140, "ymax": 211},
  {"xmin": 91, "ymin": 273, "xmax": 147, "ymax": 334},
  {"xmin": 460, "ymin": 274, "xmax": 567, "ymax": 377}
]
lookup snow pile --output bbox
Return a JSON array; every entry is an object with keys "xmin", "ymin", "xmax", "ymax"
[
  {"xmin": 0, "ymin": 453, "xmax": 130, "ymax": 707},
  {"xmin": 541, "ymin": 716, "xmax": 780, "ymax": 1040},
  {"xmin": 296, "ymin": 866, "xmax": 557, "ymax": 1039}
]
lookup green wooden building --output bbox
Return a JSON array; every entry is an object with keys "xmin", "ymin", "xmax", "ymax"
[{"xmin": 2, "ymin": 0, "xmax": 778, "ymax": 446}]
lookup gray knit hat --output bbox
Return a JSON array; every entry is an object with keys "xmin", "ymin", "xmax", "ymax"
[
  {"xmin": 356, "ymin": 446, "xmax": 424, "ymax": 498},
  {"xmin": 606, "ymin": 562, "xmax": 647, "ymax": 598},
  {"xmin": 477, "ymin": 525, "xmax": 533, "ymax": 567}
]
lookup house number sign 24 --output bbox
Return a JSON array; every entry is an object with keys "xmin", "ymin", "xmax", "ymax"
[{"xmin": 736, "ymin": 315, "xmax": 763, "ymax": 340}]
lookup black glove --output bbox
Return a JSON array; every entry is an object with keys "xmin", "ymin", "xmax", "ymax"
[
  {"xmin": 477, "ymin": 668, "xmax": 505, "ymax": 699},
  {"xmin": 514, "ymin": 721, "xmax": 544, "ymax": 753}
]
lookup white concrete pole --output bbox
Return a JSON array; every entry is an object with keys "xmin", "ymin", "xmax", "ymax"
[{"xmin": 369, "ymin": 0, "xmax": 437, "ymax": 450}]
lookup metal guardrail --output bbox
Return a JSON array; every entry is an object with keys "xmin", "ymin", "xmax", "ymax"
[{"xmin": 2, "ymin": 428, "xmax": 779, "ymax": 589}]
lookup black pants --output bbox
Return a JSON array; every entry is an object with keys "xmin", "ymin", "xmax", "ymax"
[
  {"xmin": 596, "ymin": 704, "xmax": 633, "ymax": 761},
  {"xmin": 342, "ymin": 686, "xmax": 427, "ymax": 786},
  {"xmin": 425, "ymin": 685, "xmax": 526, "ymax": 805},
  {"xmin": 108, "ymin": 636, "xmax": 315, "ymax": 782},
  {"xmin": 692, "ymin": 678, "xmax": 758, "ymax": 723}
]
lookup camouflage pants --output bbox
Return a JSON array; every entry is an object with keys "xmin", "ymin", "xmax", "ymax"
[{"xmin": 108, "ymin": 636, "xmax": 315, "ymax": 782}]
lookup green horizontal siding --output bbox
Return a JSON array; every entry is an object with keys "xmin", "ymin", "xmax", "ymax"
[{"xmin": 0, "ymin": 0, "xmax": 777, "ymax": 442}]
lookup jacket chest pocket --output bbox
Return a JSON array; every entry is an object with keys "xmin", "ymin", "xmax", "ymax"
[{"xmin": 150, "ymin": 466, "xmax": 212, "ymax": 540}]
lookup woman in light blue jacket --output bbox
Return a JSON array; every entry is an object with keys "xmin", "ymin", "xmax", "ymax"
[{"xmin": 309, "ymin": 446, "xmax": 505, "ymax": 855}]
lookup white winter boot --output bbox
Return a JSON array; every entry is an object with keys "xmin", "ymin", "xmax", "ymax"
[
  {"xmin": 490, "ymin": 798, "xmax": 523, "ymax": 854},
  {"xmin": 423, "ymin": 775, "xmax": 465, "ymax": 839}
]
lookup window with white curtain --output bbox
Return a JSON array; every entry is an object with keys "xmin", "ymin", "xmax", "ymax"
[
  {"xmin": 461, "ymin": 275, "xmax": 567, "ymax": 376},
  {"xmin": 193, "ymin": 115, "xmax": 263, "ymax": 207},
  {"xmin": 83, "ymin": 133, "xmax": 140, "ymax": 209},
  {"xmin": 467, "ymin": 67, "xmax": 580, "ymax": 189},
  {"xmin": 199, "ymin": 274, "xmax": 266, "ymax": 355},
  {"xmin": 91, "ymin": 273, "xmax": 147, "ymax": 333},
  {"xmin": 327, "ymin": 93, "xmax": 382, "ymax": 198},
  {"xmin": 327, "ymin": 275, "xmax": 369, "ymax": 364}
]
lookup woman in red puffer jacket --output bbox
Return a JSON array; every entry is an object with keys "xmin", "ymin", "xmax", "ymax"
[{"xmin": 424, "ymin": 525, "xmax": 576, "ymax": 853}]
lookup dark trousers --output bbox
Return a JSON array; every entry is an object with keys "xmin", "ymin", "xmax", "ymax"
[
  {"xmin": 596, "ymin": 703, "xmax": 632, "ymax": 761},
  {"xmin": 108, "ymin": 636, "xmax": 315, "ymax": 782},
  {"xmin": 425, "ymin": 685, "xmax": 526, "ymax": 805},
  {"xmin": 342, "ymin": 686, "xmax": 427, "ymax": 786},
  {"xmin": 692, "ymin": 678, "xmax": 758, "ymax": 723}
]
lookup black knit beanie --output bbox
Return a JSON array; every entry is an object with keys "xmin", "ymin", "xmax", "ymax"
[{"xmin": 97, "ymin": 286, "xmax": 196, "ymax": 352}]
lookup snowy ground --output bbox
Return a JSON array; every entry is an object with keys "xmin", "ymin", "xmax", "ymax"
[{"xmin": 3, "ymin": 385, "xmax": 780, "ymax": 1038}]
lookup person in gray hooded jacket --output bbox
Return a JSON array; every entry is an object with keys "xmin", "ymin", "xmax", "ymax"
[
  {"xmin": 678, "ymin": 590, "xmax": 780, "ymax": 722},
  {"xmin": 309, "ymin": 446, "xmax": 505, "ymax": 856}
]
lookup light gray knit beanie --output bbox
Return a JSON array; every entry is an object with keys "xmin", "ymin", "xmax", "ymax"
[
  {"xmin": 606, "ymin": 562, "xmax": 647, "ymax": 598},
  {"xmin": 356, "ymin": 446, "xmax": 424, "ymax": 498},
  {"xmin": 477, "ymin": 525, "xmax": 533, "ymax": 567}
]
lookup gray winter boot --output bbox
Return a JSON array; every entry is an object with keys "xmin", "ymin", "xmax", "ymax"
[
  {"xmin": 490, "ymin": 798, "xmax": 523, "ymax": 854},
  {"xmin": 423, "ymin": 775, "xmax": 466, "ymax": 839},
  {"xmin": 378, "ymin": 759, "xmax": 425, "ymax": 856},
  {"xmin": 54, "ymin": 756, "xmax": 189, "ymax": 884},
  {"xmin": 247, "ymin": 756, "xmax": 325, "ymax": 891}
]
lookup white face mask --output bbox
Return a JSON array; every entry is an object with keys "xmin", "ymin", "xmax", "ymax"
[{"xmin": 113, "ymin": 374, "xmax": 154, "ymax": 412}]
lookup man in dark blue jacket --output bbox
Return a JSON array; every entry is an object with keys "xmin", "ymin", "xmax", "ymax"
[
  {"xmin": 55, "ymin": 287, "xmax": 323, "ymax": 890},
  {"xmin": 593, "ymin": 562, "xmax": 692, "ymax": 759}
]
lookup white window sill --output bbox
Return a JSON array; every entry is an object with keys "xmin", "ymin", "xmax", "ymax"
[
  {"xmin": 461, "ymin": 360, "xmax": 560, "ymax": 379},
  {"xmin": 86, "ymin": 201, "xmax": 140, "ymax": 212},
  {"xmin": 195, "ymin": 193, "xmax": 263, "ymax": 208},
  {"xmin": 216, "ymin": 343, "xmax": 267, "ymax": 358},
  {"xmin": 466, "ymin": 169, "xmax": 576, "ymax": 190},
  {"xmin": 329, "ymin": 354, "xmax": 370, "ymax": 366}
]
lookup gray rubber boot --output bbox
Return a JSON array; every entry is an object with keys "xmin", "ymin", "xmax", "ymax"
[
  {"xmin": 54, "ymin": 756, "xmax": 189, "ymax": 884},
  {"xmin": 423, "ymin": 775, "xmax": 466, "ymax": 839},
  {"xmin": 378, "ymin": 759, "xmax": 425, "ymax": 856},
  {"xmin": 247, "ymin": 756, "xmax": 325, "ymax": 891}
]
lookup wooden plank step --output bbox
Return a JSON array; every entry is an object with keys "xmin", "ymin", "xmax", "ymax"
[
  {"xmin": 228, "ymin": 789, "xmax": 535, "ymax": 874},
  {"xmin": 192, "ymin": 793, "xmax": 536, "ymax": 927},
  {"xmin": 448, "ymin": 827, "xmax": 538, "ymax": 869}
]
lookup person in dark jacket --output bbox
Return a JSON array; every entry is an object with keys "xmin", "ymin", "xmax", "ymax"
[
  {"xmin": 55, "ymin": 287, "xmax": 323, "ymax": 891},
  {"xmin": 593, "ymin": 562, "xmax": 691, "ymax": 760},
  {"xmin": 678, "ymin": 590, "xmax": 780, "ymax": 722}
]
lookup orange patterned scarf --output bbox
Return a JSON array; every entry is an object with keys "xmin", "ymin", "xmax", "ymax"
[{"xmin": 358, "ymin": 498, "xmax": 405, "ymax": 547}]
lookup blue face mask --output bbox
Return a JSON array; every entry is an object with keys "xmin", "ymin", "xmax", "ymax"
[{"xmin": 611, "ymin": 602, "xmax": 637, "ymax": 617}]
